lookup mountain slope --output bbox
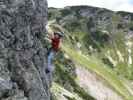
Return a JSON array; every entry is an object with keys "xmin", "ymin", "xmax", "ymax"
[
  {"xmin": 62, "ymin": 45, "xmax": 133, "ymax": 100},
  {"xmin": 48, "ymin": 5, "xmax": 133, "ymax": 100},
  {"xmin": 47, "ymin": 23, "xmax": 133, "ymax": 100},
  {"xmin": 48, "ymin": 5, "xmax": 133, "ymax": 81}
]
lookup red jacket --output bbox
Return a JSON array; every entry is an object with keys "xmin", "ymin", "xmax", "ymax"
[{"xmin": 51, "ymin": 37, "xmax": 60, "ymax": 51}]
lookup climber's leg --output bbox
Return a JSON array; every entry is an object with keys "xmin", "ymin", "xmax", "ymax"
[{"xmin": 46, "ymin": 50, "xmax": 54, "ymax": 73}]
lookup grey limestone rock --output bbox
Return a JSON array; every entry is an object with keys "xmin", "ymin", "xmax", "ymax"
[{"xmin": 0, "ymin": 0, "xmax": 50, "ymax": 100}]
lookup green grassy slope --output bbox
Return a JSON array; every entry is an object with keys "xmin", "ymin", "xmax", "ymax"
[
  {"xmin": 51, "ymin": 82, "xmax": 83, "ymax": 100},
  {"xmin": 48, "ymin": 6, "xmax": 133, "ymax": 80},
  {"xmin": 52, "ymin": 60, "xmax": 96, "ymax": 100},
  {"xmin": 62, "ymin": 45, "xmax": 133, "ymax": 100}
]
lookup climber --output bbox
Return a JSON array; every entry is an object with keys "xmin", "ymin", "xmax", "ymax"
[{"xmin": 45, "ymin": 32, "xmax": 63, "ymax": 74}]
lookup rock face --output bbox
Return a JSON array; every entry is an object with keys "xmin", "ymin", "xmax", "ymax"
[{"xmin": 0, "ymin": 0, "xmax": 50, "ymax": 100}]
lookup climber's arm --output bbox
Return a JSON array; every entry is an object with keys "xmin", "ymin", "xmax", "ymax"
[
  {"xmin": 59, "ymin": 38, "xmax": 62, "ymax": 49},
  {"xmin": 45, "ymin": 33, "xmax": 54, "ymax": 43}
]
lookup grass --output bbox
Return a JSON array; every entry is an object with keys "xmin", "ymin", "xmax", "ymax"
[
  {"xmin": 51, "ymin": 82, "xmax": 83, "ymax": 100},
  {"xmin": 62, "ymin": 45, "xmax": 133, "ymax": 100},
  {"xmin": 48, "ymin": 22, "xmax": 133, "ymax": 100},
  {"xmin": 54, "ymin": 62, "xmax": 96, "ymax": 100}
]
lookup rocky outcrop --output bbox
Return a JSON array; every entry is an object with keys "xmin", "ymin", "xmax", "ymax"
[{"xmin": 0, "ymin": 0, "xmax": 50, "ymax": 100}]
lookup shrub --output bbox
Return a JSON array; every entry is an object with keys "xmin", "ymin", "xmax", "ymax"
[
  {"xmin": 129, "ymin": 23, "xmax": 133, "ymax": 31},
  {"xmin": 61, "ymin": 9, "xmax": 72, "ymax": 17},
  {"xmin": 102, "ymin": 58, "xmax": 114, "ymax": 68},
  {"xmin": 117, "ymin": 23, "xmax": 124, "ymax": 29},
  {"xmin": 87, "ymin": 17, "xmax": 95, "ymax": 29}
]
